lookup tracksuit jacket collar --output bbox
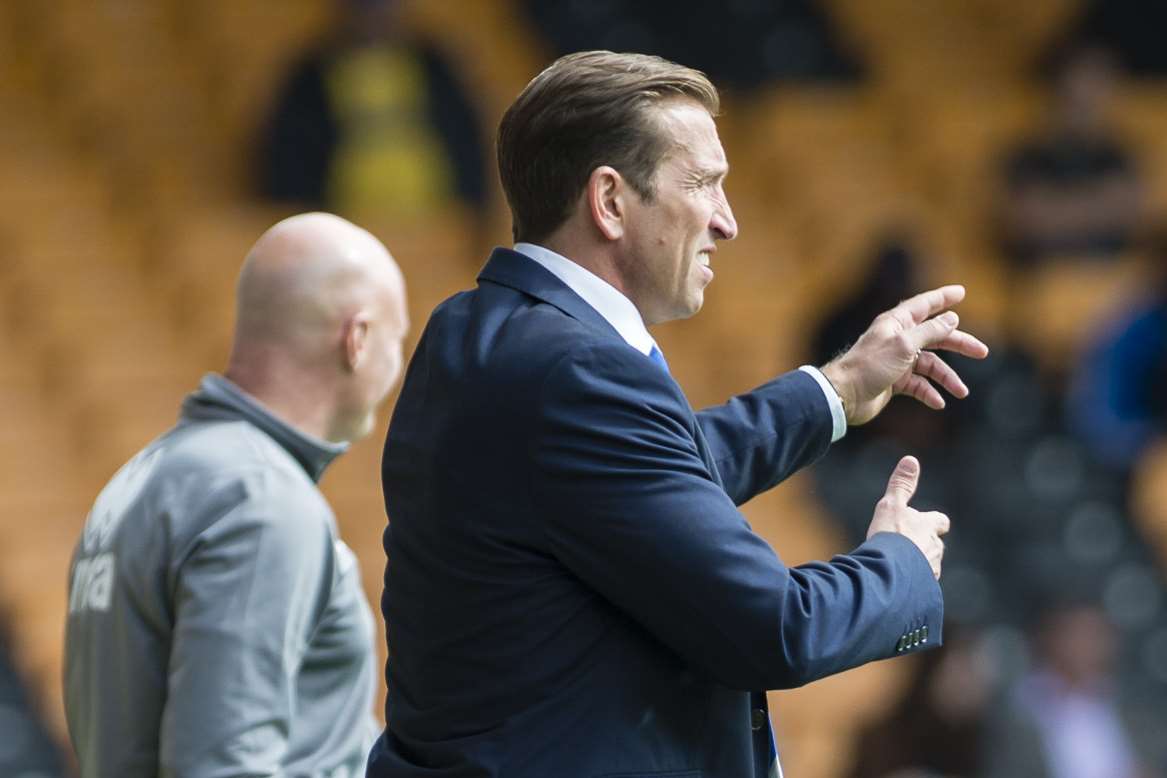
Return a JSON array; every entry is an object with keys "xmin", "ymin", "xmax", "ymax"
[{"xmin": 181, "ymin": 373, "xmax": 348, "ymax": 483}]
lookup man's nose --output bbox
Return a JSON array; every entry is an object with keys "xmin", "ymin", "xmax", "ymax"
[{"xmin": 711, "ymin": 198, "xmax": 738, "ymax": 241}]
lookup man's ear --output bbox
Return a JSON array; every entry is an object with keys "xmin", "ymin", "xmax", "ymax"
[
  {"xmin": 342, "ymin": 314, "xmax": 370, "ymax": 372},
  {"xmin": 587, "ymin": 166, "xmax": 627, "ymax": 241}
]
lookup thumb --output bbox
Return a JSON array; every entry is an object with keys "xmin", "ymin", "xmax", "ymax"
[{"xmin": 883, "ymin": 456, "xmax": 920, "ymax": 506}]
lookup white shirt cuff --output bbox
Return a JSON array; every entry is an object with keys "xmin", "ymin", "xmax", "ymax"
[{"xmin": 798, "ymin": 365, "xmax": 847, "ymax": 443}]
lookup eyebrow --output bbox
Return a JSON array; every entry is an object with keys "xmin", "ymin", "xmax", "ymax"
[{"xmin": 695, "ymin": 165, "xmax": 729, "ymax": 182}]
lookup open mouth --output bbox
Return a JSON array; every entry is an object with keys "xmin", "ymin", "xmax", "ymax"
[{"xmin": 697, "ymin": 257, "xmax": 714, "ymax": 282}]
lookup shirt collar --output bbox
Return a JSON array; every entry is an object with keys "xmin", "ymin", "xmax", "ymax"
[
  {"xmin": 513, "ymin": 242, "xmax": 656, "ymax": 356},
  {"xmin": 180, "ymin": 374, "xmax": 348, "ymax": 483}
]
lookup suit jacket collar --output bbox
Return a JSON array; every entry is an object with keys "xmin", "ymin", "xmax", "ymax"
[{"xmin": 478, "ymin": 247, "xmax": 624, "ymax": 342}]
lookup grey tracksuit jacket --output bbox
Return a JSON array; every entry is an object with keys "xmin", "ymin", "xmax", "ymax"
[{"xmin": 64, "ymin": 374, "xmax": 378, "ymax": 778}]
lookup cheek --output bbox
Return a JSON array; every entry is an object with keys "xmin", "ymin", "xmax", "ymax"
[{"xmin": 382, "ymin": 345, "xmax": 404, "ymax": 390}]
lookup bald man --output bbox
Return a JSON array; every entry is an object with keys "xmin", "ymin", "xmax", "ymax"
[{"xmin": 64, "ymin": 213, "xmax": 409, "ymax": 778}]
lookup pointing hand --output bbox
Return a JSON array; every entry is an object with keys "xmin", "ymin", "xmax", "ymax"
[{"xmin": 820, "ymin": 285, "xmax": 989, "ymax": 426}]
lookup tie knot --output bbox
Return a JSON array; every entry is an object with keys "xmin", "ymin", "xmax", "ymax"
[{"xmin": 648, "ymin": 345, "xmax": 670, "ymax": 376}]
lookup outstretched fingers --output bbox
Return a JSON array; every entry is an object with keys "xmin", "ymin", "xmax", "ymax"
[
  {"xmin": 930, "ymin": 329, "xmax": 990, "ymax": 359},
  {"xmin": 893, "ymin": 285, "xmax": 966, "ymax": 325},
  {"xmin": 908, "ymin": 311, "xmax": 959, "ymax": 352},
  {"xmin": 900, "ymin": 347, "xmax": 983, "ymax": 409},
  {"xmin": 896, "ymin": 372, "xmax": 945, "ymax": 410},
  {"xmin": 914, "ymin": 350, "xmax": 967, "ymax": 398}
]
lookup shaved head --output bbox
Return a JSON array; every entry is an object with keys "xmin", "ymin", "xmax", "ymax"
[
  {"xmin": 227, "ymin": 212, "xmax": 409, "ymax": 442},
  {"xmin": 235, "ymin": 212, "xmax": 405, "ymax": 351}
]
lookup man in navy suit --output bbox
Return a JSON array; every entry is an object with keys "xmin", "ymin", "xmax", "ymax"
[{"xmin": 370, "ymin": 51, "xmax": 989, "ymax": 778}]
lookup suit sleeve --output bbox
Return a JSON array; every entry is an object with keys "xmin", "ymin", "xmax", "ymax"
[
  {"xmin": 532, "ymin": 343, "xmax": 942, "ymax": 691},
  {"xmin": 695, "ymin": 369, "xmax": 834, "ymax": 506},
  {"xmin": 159, "ymin": 476, "xmax": 335, "ymax": 778}
]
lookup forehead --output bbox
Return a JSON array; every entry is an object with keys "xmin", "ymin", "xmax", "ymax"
[{"xmin": 653, "ymin": 100, "xmax": 728, "ymax": 174}]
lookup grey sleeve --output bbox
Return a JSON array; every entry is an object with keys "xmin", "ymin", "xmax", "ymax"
[{"xmin": 159, "ymin": 477, "xmax": 335, "ymax": 778}]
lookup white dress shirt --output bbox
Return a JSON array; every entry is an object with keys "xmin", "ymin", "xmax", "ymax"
[{"xmin": 513, "ymin": 242, "xmax": 846, "ymax": 442}]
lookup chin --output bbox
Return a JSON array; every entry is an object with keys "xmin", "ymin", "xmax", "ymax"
[
  {"xmin": 673, "ymin": 297, "xmax": 704, "ymax": 321},
  {"xmin": 354, "ymin": 411, "xmax": 378, "ymax": 441},
  {"xmin": 336, "ymin": 411, "xmax": 376, "ymax": 443},
  {"xmin": 687, "ymin": 288, "xmax": 706, "ymax": 314}
]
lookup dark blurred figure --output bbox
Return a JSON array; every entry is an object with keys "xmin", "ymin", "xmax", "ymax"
[
  {"xmin": 984, "ymin": 602, "xmax": 1152, "ymax": 778},
  {"xmin": 808, "ymin": 233, "xmax": 982, "ymax": 571},
  {"xmin": 848, "ymin": 630, "xmax": 993, "ymax": 778},
  {"xmin": 258, "ymin": 0, "xmax": 487, "ymax": 221},
  {"xmin": 524, "ymin": 0, "xmax": 863, "ymax": 91},
  {"xmin": 813, "ymin": 232, "xmax": 919, "ymax": 364},
  {"xmin": 997, "ymin": 44, "xmax": 1143, "ymax": 267},
  {"xmin": 1061, "ymin": 3, "xmax": 1167, "ymax": 78},
  {"xmin": 812, "ymin": 232, "xmax": 957, "ymax": 452},
  {"xmin": 0, "ymin": 619, "xmax": 67, "ymax": 778},
  {"xmin": 1069, "ymin": 228, "xmax": 1167, "ymax": 469}
]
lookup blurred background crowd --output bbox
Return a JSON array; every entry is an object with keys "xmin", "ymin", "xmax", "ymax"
[{"xmin": 1, "ymin": 1, "xmax": 1166, "ymax": 776}]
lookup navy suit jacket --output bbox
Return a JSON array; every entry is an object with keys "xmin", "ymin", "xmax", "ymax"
[{"xmin": 370, "ymin": 248, "xmax": 943, "ymax": 778}]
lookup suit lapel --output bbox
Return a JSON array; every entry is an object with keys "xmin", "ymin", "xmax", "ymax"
[
  {"xmin": 477, "ymin": 248, "xmax": 623, "ymax": 342},
  {"xmin": 480, "ymin": 248, "xmax": 726, "ymax": 487}
]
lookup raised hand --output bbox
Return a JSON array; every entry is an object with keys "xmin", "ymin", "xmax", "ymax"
[
  {"xmin": 867, "ymin": 456, "xmax": 950, "ymax": 579},
  {"xmin": 820, "ymin": 285, "xmax": 989, "ymax": 426}
]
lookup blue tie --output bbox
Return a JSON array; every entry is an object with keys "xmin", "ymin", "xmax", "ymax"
[
  {"xmin": 648, "ymin": 345, "xmax": 670, "ymax": 375},
  {"xmin": 768, "ymin": 721, "xmax": 780, "ymax": 777},
  {"xmin": 754, "ymin": 693, "xmax": 782, "ymax": 777}
]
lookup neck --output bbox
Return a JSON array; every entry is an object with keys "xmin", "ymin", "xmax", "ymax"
[
  {"xmin": 538, "ymin": 233, "xmax": 634, "ymax": 302},
  {"xmin": 224, "ymin": 351, "xmax": 338, "ymax": 442}
]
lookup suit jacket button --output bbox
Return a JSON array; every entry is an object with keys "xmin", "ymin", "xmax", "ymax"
[
  {"xmin": 751, "ymin": 708, "xmax": 766, "ymax": 731},
  {"xmin": 921, "ymin": 625, "xmax": 929, "ymax": 642}
]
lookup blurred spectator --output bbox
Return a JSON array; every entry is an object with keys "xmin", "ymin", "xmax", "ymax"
[
  {"xmin": 1069, "ymin": 228, "xmax": 1167, "ymax": 469},
  {"xmin": 813, "ymin": 232, "xmax": 918, "ymax": 365},
  {"xmin": 847, "ymin": 630, "xmax": 993, "ymax": 778},
  {"xmin": 258, "ymin": 0, "xmax": 487, "ymax": 221},
  {"xmin": 1060, "ymin": 3, "xmax": 1167, "ymax": 78},
  {"xmin": 811, "ymin": 231, "xmax": 959, "ymax": 453},
  {"xmin": 997, "ymin": 44, "xmax": 1143, "ymax": 267},
  {"xmin": 0, "ymin": 619, "xmax": 67, "ymax": 778},
  {"xmin": 816, "ymin": 230, "xmax": 914, "ymax": 366},
  {"xmin": 523, "ymin": 0, "xmax": 863, "ymax": 91},
  {"xmin": 808, "ymin": 234, "xmax": 991, "ymax": 600},
  {"xmin": 983, "ymin": 602, "xmax": 1152, "ymax": 778}
]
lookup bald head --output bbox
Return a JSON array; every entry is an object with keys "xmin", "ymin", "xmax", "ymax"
[
  {"xmin": 227, "ymin": 212, "xmax": 409, "ymax": 442},
  {"xmin": 234, "ymin": 212, "xmax": 405, "ymax": 350}
]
